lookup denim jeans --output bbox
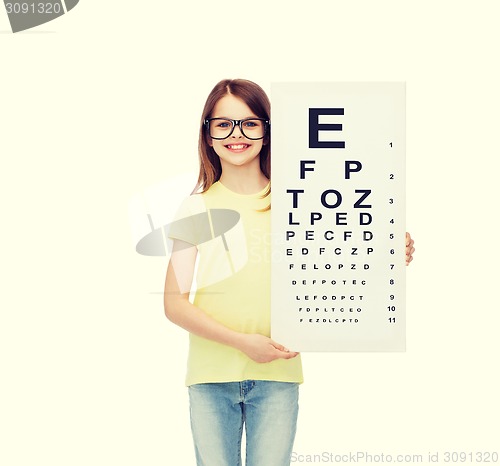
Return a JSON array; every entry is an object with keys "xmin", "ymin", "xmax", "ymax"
[{"xmin": 188, "ymin": 380, "xmax": 299, "ymax": 466}]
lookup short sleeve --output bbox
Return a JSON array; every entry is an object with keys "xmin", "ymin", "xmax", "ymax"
[{"xmin": 167, "ymin": 194, "xmax": 211, "ymax": 246}]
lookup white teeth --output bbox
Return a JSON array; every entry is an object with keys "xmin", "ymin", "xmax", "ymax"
[{"xmin": 227, "ymin": 144, "xmax": 248, "ymax": 149}]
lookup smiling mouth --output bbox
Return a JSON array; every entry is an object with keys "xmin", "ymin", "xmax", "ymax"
[{"xmin": 225, "ymin": 144, "xmax": 250, "ymax": 150}]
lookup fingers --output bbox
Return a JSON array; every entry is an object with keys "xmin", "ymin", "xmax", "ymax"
[
  {"xmin": 405, "ymin": 232, "xmax": 414, "ymax": 247},
  {"xmin": 405, "ymin": 232, "xmax": 415, "ymax": 265},
  {"xmin": 270, "ymin": 339, "xmax": 299, "ymax": 359},
  {"xmin": 270, "ymin": 339, "xmax": 285, "ymax": 351},
  {"xmin": 275, "ymin": 348, "xmax": 299, "ymax": 359}
]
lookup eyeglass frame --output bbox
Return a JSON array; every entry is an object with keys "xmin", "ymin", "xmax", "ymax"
[{"xmin": 204, "ymin": 117, "xmax": 270, "ymax": 140}]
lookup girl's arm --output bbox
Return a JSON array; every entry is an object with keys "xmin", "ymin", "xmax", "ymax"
[{"xmin": 164, "ymin": 239, "xmax": 298, "ymax": 364}]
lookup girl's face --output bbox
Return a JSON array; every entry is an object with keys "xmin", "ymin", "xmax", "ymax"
[{"xmin": 209, "ymin": 94, "xmax": 265, "ymax": 171}]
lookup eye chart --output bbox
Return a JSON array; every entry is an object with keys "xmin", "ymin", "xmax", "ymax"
[{"xmin": 270, "ymin": 82, "xmax": 406, "ymax": 351}]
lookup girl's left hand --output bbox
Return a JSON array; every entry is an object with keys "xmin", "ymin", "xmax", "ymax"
[{"xmin": 406, "ymin": 232, "xmax": 415, "ymax": 266}]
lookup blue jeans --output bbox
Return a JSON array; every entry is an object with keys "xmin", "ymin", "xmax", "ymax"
[{"xmin": 188, "ymin": 380, "xmax": 299, "ymax": 466}]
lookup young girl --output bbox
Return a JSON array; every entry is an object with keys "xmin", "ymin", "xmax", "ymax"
[{"xmin": 164, "ymin": 79, "xmax": 415, "ymax": 466}]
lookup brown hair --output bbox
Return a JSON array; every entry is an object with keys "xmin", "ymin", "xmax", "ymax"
[{"xmin": 193, "ymin": 79, "xmax": 271, "ymax": 195}]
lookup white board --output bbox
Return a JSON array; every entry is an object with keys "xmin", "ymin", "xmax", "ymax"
[{"xmin": 271, "ymin": 82, "xmax": 406, "ymax": 351}]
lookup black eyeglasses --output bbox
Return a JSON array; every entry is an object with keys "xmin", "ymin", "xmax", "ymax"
[{"xmin": 204, "ymin": 118, "xmax": 269, "ymax": 140}]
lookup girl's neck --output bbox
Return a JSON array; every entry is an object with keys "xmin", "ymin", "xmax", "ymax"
[{"xmin": 219, "ymin": 165, "xmax": 269, "ymax": 195}]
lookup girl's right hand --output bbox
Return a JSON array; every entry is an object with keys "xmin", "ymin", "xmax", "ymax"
[{"xmin": 238, "ymin": 334, "xmax": 299, "ymax": 363}]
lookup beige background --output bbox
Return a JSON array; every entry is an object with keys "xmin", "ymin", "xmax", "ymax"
[{"xmin": 1, "ymin": 1, "xmax": 498, "ymax": 464}]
